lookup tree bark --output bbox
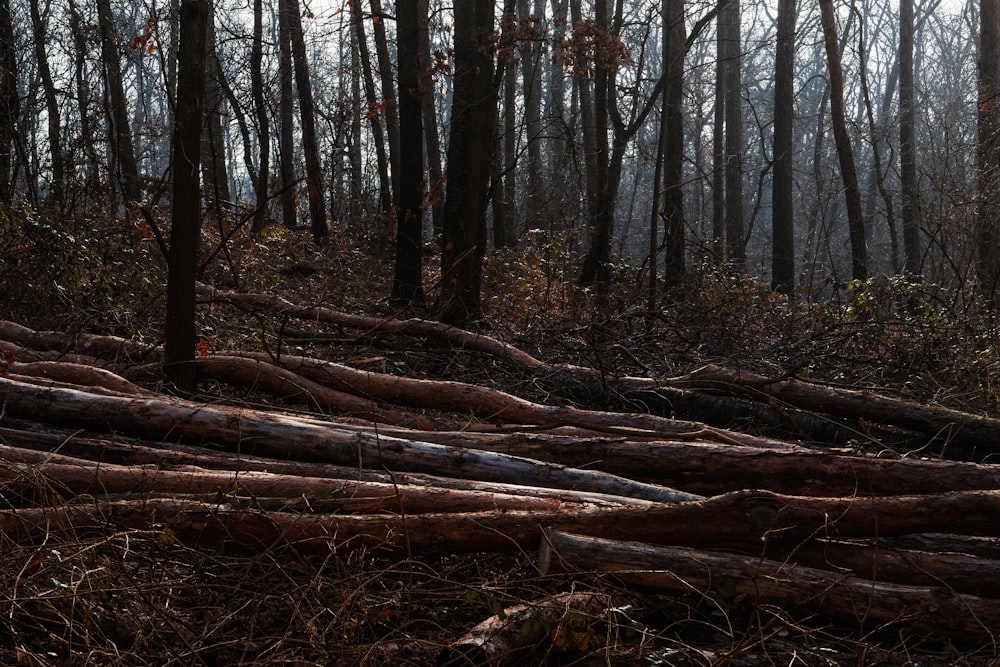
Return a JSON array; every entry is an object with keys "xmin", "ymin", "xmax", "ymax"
[
  {"xmin": 899, "ymin": 0, "xmax": 920, "ymax": 276},
  {"xmin": 819, "ymin": 0, "xmax": 868, "ymax": 281},
  {"xmin": 282, "ymin": 0, "xmax": 328, "ymax": 242},
  {"xmin": 662, "ymin": 0, "xmax": 686, "ymax": 287},
  {"xmin": 0, "ymin": 0, "xmax": 17, "ymax": 204},
  {"xmin": 391, "ymin": 0, "xmax": 425, "ymax": 304},
  {"xmin": 369, "ymin": 0, "xmax": 401, "ymax": 205},
  {"xmin": 165, "ymin": 0, "xmax": 209, "ymax": 392},
  {"xmin": 277, "ymin": 0, "xmax": 297, "ymax": 228},
  {"xmin": 437, "ymin": 0, "xmax": 499, "ymax": 326},
  {"xmin": 97, "ymin": 0, "xmax": 142, "ymax": 203},
  {"xmin": 771, "ymin": 0, "xmax": 795, "ymax": 293},
  {"xmin": 722, "ymin": 0, "xmax": 745, "ymax": 267},
  {"xmin": 978, "ymin": 0, "xmax": 1000, "ymax": 303},
  {"xmin": 541, "ymin": 530, "xmax": 1000, "ymax": 643},
  {"xmin": 250, "ymin": 0, "xmax": 270, "ymax": 233},
  {"xmin": 28, "ymin": 0, "xmax": 64, "ymax": 208}
]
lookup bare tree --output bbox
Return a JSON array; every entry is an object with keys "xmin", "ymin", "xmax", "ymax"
[
  {"xmin": 978, "ymin": 0, "xmax": 1000, "ymax": 303},
  {"xmin": 250, "ymin": 0, "xmax": 270, "ymax": 233},
  {"xmin": 165, "ymin": 0, "xmax": 209, "ymax": 392},
  {"xmin": 282, "ymin": 0, "xmax": 328, "ymax": 242},
  {"xmin": 97, "ymin": 0, "xmax": 141, "ymax": 203},
  {"xmin": 819, "ymin": 0, "xmax": 868, "ymax": 281},
  {"xmin": 438, "ymin": 0, "xmax": 499, "ymax": 325},
  {"xmin": 391, "ymin": 0, "xmax": 425, "ymax": 304},
  {"xmin": 900, "ymin": 0, "xmax": 921, "ymax": 276},
  {"xmin": 771, "ymin": 0, "xmax": 796, "ymax": 293},
  {"xmin": 0, "ymin": 0, "xmax": 16, "ymax": 204},
  {"xmin": 28, "ymin": 0, "xmax": 63, "ymax": 207}
]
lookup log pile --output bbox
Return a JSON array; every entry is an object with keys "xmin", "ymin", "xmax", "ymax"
[{"xmin": 3, "ymin": 288, "xmax": 1000, "ymax": 646}]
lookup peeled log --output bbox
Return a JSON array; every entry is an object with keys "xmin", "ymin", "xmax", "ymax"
[
  {"xmin": 540, "ymin": 530, "xmax": 1000, "ymax": 644},
  {"xmin": 0, "ymin": 376, "xmax": 698, "ymax": 503}
]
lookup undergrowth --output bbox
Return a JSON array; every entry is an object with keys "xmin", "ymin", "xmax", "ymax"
[{"xmin": 2, "ymin": 205, "xmax": 1000, "ymax": 664}]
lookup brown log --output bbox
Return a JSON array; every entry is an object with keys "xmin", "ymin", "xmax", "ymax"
[
  {"xmin": 5, "ymin": 489, "xmax": 1000, "ymax": 558},
  {"xmin": 540, "ymin": 530, "xmax": 1000, "ymax": 643},
  {"xmin": 8, "ymin": 361, "xmax": 153, "ymax": 396},
  {"xmin": 0, "ymin": 426, "xmax": 655, "ymax": 507},
  {"xmin": 0, "ymin": 320, "xmax": 158, "ymax": 364},
  {"xmin": 0, "ymin": 456, "xmax": 637, "ymax": 513},
  {"xmin": 195, "ymin": 355, "xmax": 439, "ymax": 429},
  {"xmin": 669, "ymin": 364, "xmax": 1000, "ymax": 453},
  {"xmin": 0, "ymin": 376, "xmax": 699, "ymax": 503},
  {"xmin": 232, "ymin": 350, "xmax": 788, "ymax": 448}
]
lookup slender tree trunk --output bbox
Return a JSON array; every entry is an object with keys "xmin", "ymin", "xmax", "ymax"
[
  {"xmin": 250, "ymin": 0, "xmax": 270, "ymax": 233},
  {"xmin": 202, "ymin": 4, "xmax": 231, "ymax": 219},
  {"xmin": 349, "ymin": 20, "xmax": 364, "ymax": 224},
  {"xmin": 165, "ymin": 0, "xmax": 209, "ymax": 392},
  {"xmin": 437, "ymin": 0, "xmax": 498, "ymax": 326},
  {"xmin": 350, "ymin": 0, "xmax": 392, "ymax": 215},
  {"xmin": 771, "ymin": 0, "xmax": 795, "ymax": 293},
  {"xmin": 519, "ymin": 0, "xmax": 547, "ymax": 227},
  {"xmin": 28, "ymin": 0, "xmax": 63, "ymax": 208},
  {"xmin": 370, "ymin": 0, "xmax": 401, "ymax": 205},
  {"xmin": 711, "ymin": 11, "xmax": 725, "ymax": 260},
  {"xmin": 68, "ymin": 0, "xmax": 99, "ymax": 192},
  {"xmin": 418, "ymin": 0, "xmax": 444, "ymax": 235},
  {"xmin": 577, "ymin": 0, "xmax": 614, "ymax": 288},
  {"xmin": 97, "ymin": 0, "xmax": 141, "ymax": 203},
  {"xmin": 0, "ymin": 0, "xmax": 16, "ymax": 204},
  {"xmin": 899, "ymin": 0, "xmax": 920, "ymax": 277},
  {"xmin": 391, "ymin": 0, "xmax": 425, "ymax": 304},
  {"xmin": 978, "ymin": 0, "xmax": 1000, "ymax": 303},
  {"xmin": 277, "ymin": 0, "xmax": 297, "ymax": 228},
  {"xmin": 819, "ymin": 0, "xmax": 868, "ymax": 281},
  {"xmin": 282, "ymin": 0, "xmax": 328, "ymax": 242},
  {"xmin": 662, "ymin": 0, "xmax": 686, "ymax": 287},
  {"xmin": 722, "ymin": 0, "xmax": 745, "ymax": 268}
]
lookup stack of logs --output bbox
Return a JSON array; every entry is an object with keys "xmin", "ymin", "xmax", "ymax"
[{"xmin": 2, "ymin": 285, "xmax": 1000, "ymax": 647}]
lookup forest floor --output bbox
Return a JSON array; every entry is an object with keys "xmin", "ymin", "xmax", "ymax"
[{"xmin": 2, "ymin": 211, "xmax": 1000, "ymax": 665}]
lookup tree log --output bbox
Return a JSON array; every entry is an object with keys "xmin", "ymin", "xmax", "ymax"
[
  {"xmin": 0, "ymin": 376, "xmax": 698, "ymax": 503},
  {"xmin": 540, "ymin": 530, "xmax": 1000, "ymax": 643},
  {"xmin": 669, "ymin": 364, "xmax": 1000, "ymax": 454}
]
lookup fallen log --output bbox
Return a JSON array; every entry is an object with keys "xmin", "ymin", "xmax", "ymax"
[
  {"xmin": 231, "ymin": 350, "xmax": 788, "ymax": 447},
  {"xmin": 668, "ymin": 364, "xmax": 1000, "ymax": 455},
  {"xmin": 0, "ymin": 456, "xmax": 639, "ymax": 513},
  {"xmin": 539, "ymin": 530, "xmax": 1000, "ymax": 644},
  {"xmin": 5, "ymin": 488, "xmax": 1000, "ymax": 558},
  {"xmin": 0, "ymin": 376, "xmax": 698, "ymax": 503},
  {"xmin": 0, "ymin": 426, "xmax": 655, "ymax": 507},
  {"xmin": 0, "ymin": 320, "xmax": 157, "ymax": 365}
]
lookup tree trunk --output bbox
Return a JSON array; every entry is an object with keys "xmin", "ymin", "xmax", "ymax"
[
  {"xmin": 418, "ymin": 0, "xmax": 444, "ymax": 235},
  {"xmin": 97, "ymin": 0, "xmax": 142, "ymax": 203},
  {"xmin": 201, "ymin": 4, "xmax": 231, "ymax": 220},
  {"xmin": 978, "ymin": 0, "xmax": 1000, "ymax": 303},
  {"xmin": 519, "ymin": 0, "xmax": 548, "ymax": 228},
  {"xmin": 577, "ymin": 0, "xmax": 614, "ymax": 289},
  {"xmin": 350, "ymin": 0, "xmax": 392, "ymax": 215},
  {"xmin": 771, "ymin": 0, "xmax": 795, "ymax": 293},
  {"xmin": 819, "ymin": 0, "xmax": 868, "ymax": 281},
  {"xmin": 250, "ymin": 0, "xmax": 270, "ymax": 234},
  {"xmin": 662, "ymin": 0, "xmax": 685, "ymax": 287},
  {"xmin": 370, "ymin": 0, "xmax": 401, "ymax": 206},
  {"xmin": 165, "ymin": 0, "xmax": 209, "ymax": 392},
  {"xmin": 277, "ymin": 0, "xmax": 297, "ymax": 228},
  {"xmin": 899, "ymin": 0, "xmax": 920, "ymax": 277},
  {"xmin": 437, "ymin": 0, "xmax": 498, "ymax": 326},
  {"xmin": 711, "ymin": 18, "xmax": 725, "ymax": 260},
  {"xmin": 28, "ymin": 0, "xmax": 63, "ymax": 208},
  {"xmin": 722, "ymin": 0, "xmax": 745, "ymax": 267},
  {"xmin": 0, "ymin": 0, "xmax": 16, "ymax": 204},
  {"xmin": 282, "ymin": 0, "xmax": 328, "ymax": 242},
  {"xmin": 390, "ymin": 0, "xmax": 425, "ymax": 304}
]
